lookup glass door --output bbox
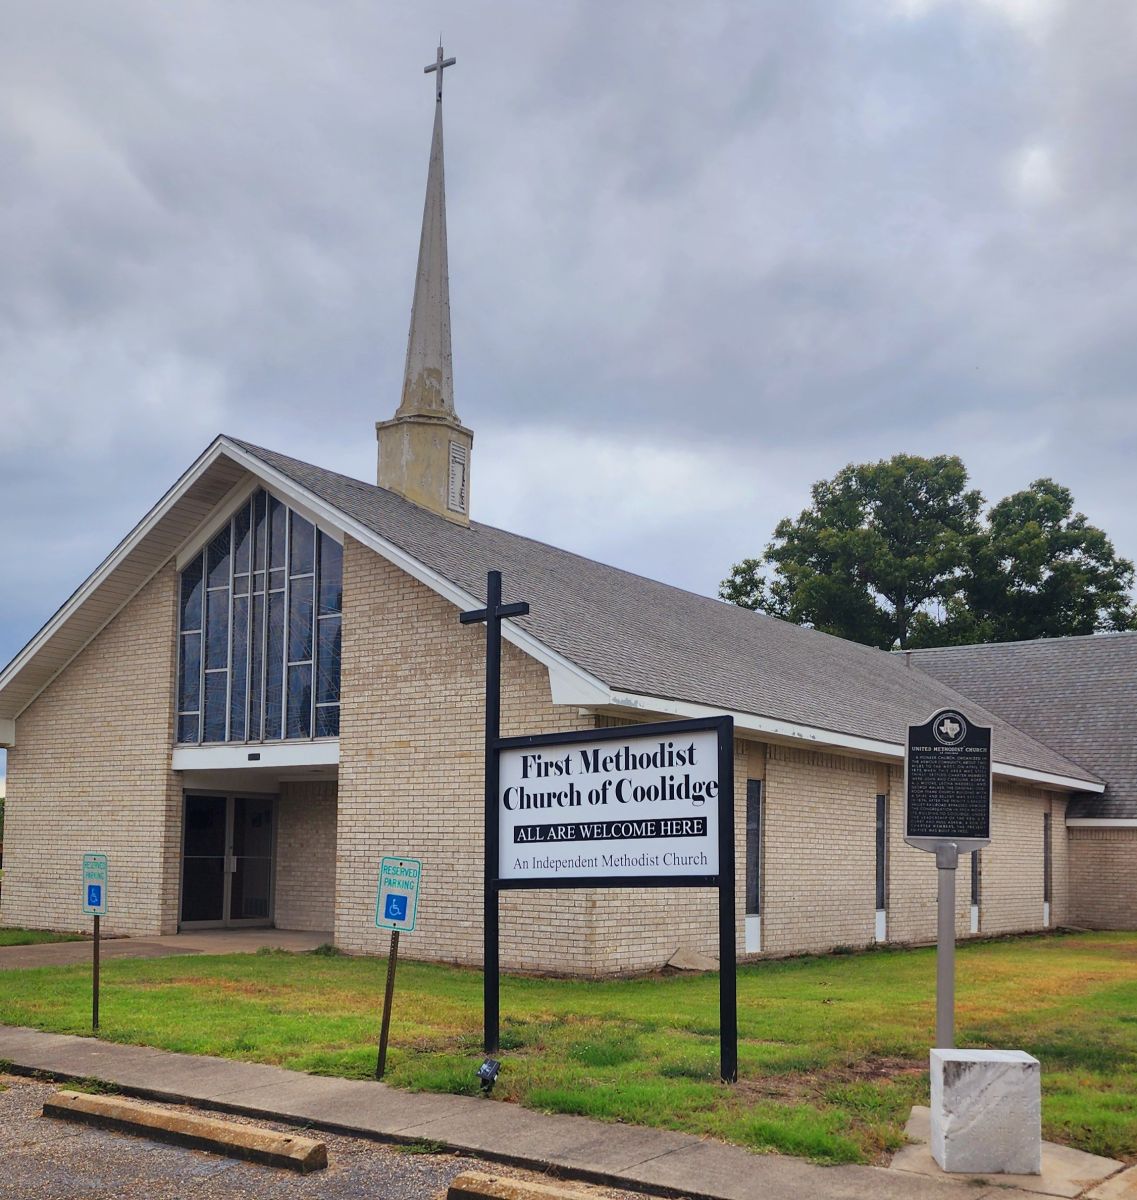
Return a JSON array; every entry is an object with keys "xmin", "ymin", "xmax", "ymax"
[
  {"xmin": 181, "ymin": 795, "xmax": 227, "ymax": 924},
  {"xmin": 230, "ymin": 797, "xmax": 274, "ymax": 923},
  {"xmin": 180, "ymin": 793, "xmax": 275, "ymax": 927}
]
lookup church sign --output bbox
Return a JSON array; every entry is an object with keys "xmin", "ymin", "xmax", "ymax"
[
  {"xmin": 904, "ymin": 708, "xmax": 992, "ymax": 852},
  {"xmin": 462, "ymin": 570, "xmax": 737, "ymax": 1083},
  {"xmin": 498, "ymin": 727, "xmax": 722, "ymax": 883}
]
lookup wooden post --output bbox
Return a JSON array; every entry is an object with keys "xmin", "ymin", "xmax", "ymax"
[{"xmin": 375, "ymin": 930, "xmax": 400, "ymax": 1079}]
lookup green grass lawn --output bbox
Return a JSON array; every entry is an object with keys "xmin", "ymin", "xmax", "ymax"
[
  {"xmin": 0, "ymin": 928, "xmax": 86, "ymax": 947},
  {"xmin": 0, "ymin": 932, "xmax": 1134, "ymax": 1165}
]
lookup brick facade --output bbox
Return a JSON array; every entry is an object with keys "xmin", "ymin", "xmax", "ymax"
[
  {"xmin": 0, "ymin": 568, "xmax": 182, "ymax": 937},
  {"xmin": 1069, "ymin": 827, "xmax": 1137, "ymax": 929},
  {"xmin": 274, "ymin": 781, "xmax": 337, "ymax": 932}
]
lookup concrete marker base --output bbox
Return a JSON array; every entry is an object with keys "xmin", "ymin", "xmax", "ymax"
[{"xmin": 43, "ymin": 1089, "xmax": 328, "ymax": 1173}]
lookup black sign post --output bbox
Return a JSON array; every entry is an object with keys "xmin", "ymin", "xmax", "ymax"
[
  {"xmin": 462, "ymin": 571, "xmax": 738, "ymax": 1083},
  {"xmin": 905, "ymin": 708, "xmax": 992, "ymax": 1049}
]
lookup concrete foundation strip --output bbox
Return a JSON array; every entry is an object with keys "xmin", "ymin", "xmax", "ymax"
[{"xmin": 42, "ymin": 1089, "xmax": 328, "ymax": 1174}]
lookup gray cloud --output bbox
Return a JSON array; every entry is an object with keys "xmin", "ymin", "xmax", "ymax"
[{"xmin": 2, "ymin": 0, "xmax": 1136, "ymax": 716}]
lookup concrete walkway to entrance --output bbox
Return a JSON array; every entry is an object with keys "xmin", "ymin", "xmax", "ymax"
[
  {"xmin": 0, "ymin": 1024, "xmax": 1097, "ymax": 1200},
  {"xmin": 0, "ymin": 928, "xmax": 330, "ymax": 970}
]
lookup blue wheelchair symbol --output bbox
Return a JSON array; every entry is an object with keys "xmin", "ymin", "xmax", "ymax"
[
  {"xmin": 87, "ymin": 885, "xmax": 102, "ymax": 908},
  {"xmin": 384, "ymin": 893, "xmax": 407, "ymax": 922}
]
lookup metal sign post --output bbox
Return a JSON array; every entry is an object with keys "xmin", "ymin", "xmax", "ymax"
[
  {"xmin": 373, "ymin": 855, "xmax": 422, "ymax": 1079},
  {"xmin": 82, "ymin": 854, "xmax": 108, "ymax": 1032},
  {"xmin": 462, "ymin": 571, "xmax": 738, "ymax": 1083},
  {"xmin": 904, "ymin": 710, "xmax": 991, "ymax": 1049}
]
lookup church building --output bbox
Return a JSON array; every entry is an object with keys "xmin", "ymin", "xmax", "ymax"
[{"xmin": 0, "ymin": 53, "xmax": 1128, "ymax": 973}]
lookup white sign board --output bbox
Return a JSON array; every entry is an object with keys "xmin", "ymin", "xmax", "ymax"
[
  {"xmin": 498, "ymin": 728, "xmax": 721, "ymax": 882},
  {"xmin": 82, "ymin": 853, "xmax": 108, "ymax": 916},
  {"xmin": 375, "ymin": 856, "xmax": 422, "ymax": 932}
]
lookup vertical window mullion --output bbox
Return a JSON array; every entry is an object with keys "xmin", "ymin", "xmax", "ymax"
[
  {"xmin": 197, "ymin": 548, "xmax": 206, "ymax": 744},
  {"xmin": 311, "ymin": 532, "xmax": 320, "ymax": 737},
  {"xmin": 258, "ymin": 498, "xmax": 269, "ymax": 741},
  {"xmin": 245, "ymin": 496, "xmax": 254, "ymax": 741},
  {"xmin": 280, "ymin": 508, "xmax": 290, "ymax": 740},
  {"xmin": 224, "ymin": 516, "xmax": 235, "ymax": 741}
]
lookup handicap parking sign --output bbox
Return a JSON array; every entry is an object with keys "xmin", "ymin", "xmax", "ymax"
[
  {"xmin": 375, "ymin": 856, "xmax": 421, "ymax": 932},
  {"xmin": 82, "ymin": 853, "xmax": 108, "ymax": 916}
]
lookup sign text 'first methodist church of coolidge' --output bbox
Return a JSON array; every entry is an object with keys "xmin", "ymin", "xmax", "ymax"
[{"xmin": 498, "ymin": 729, "xmax": 722, "ymax": 881}]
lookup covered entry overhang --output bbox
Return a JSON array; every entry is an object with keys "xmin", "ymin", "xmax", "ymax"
[{"xmin": 174, "ymin": 744, "xmax": 338, "ymax": 932}]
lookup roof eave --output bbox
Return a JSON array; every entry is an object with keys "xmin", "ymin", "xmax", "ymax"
[{"xmin": 589, "ymin": 688, "xmax": 1105, "ymax": 794}]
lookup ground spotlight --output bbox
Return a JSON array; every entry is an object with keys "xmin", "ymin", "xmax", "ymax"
[{"xmin": 477, "ymin": 1058, "xmax": 501, "ymax": 1092}]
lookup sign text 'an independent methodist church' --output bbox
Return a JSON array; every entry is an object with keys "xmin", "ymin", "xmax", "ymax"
[{"xmin": 498, "ymin": 728, "xmax": 721, "ymax": 881}]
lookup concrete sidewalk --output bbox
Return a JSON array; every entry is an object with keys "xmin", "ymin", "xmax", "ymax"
[
  {"xmin": 0, "ymin": 1024, "xmax": 1057, "ymax": 1200},
  {"xmin": 0, "ymin": 928, "xmax": 330, "ymax": 969}
]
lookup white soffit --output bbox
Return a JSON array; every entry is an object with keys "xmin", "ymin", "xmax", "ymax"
[{"xmin": 173, "ymin": 741, "xmax": 340, "ymax": 772}]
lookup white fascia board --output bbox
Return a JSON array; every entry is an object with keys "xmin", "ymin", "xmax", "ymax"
[
  {"xmin": 0, "ymin": 718, "xmax": 14, "ymax": 748},
  {"xmin": 0, "ymin": 438, "xmax": 234, "ymax": 709},
  {"xmin": 216, "ymin": 440, "xmax": 611, "ymax": 709},
  {"xmin": 994, "ymin": 761, "xmax": 1105, "ymax": 794},
  {"xmin": 601, "ymin": 688, "xmax": 1104, "ymax": 793},
  {"xmin": 1066, "ymin": 818, "xmax": 1137, "ymax": 827},
  {"xmin": 172, "ymin": 740, "xmax": 340, "ymax": 772}
]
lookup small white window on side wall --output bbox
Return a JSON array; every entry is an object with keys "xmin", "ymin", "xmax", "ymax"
[{"xmin": 448, "ymin": 441, "xmax": 468, "ymax": 514}]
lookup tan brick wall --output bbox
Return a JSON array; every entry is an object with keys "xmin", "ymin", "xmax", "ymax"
[
  {"xmin": 337, "ymin": 537, "xmax": 589, "ymax": 971},
  {"xmin": 275, "ymin": 781, "xmax": 337, "ymax": 932},
  {"xmin": 0, "ymin": 568, "xmax": 181, "ymax": 937},
  {"xmin": 759, "ymin": 745, "xmax": 881, "ymax": 955},
  {"xmin": 977, "ymin": 786, "xmax": 1064, "ymax": 935},
  {"xmin": 1069, "ymin": 828, "xmax": 1137, "ymax": 929},
  {"xmin": 887, "ymin": 772, "xmax": 1066, "ymax": 943}
]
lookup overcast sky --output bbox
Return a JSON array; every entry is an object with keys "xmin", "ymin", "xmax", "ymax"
[{"xmin": 2, "ymin": 1, "xmax": 1136, "ymax": 775}]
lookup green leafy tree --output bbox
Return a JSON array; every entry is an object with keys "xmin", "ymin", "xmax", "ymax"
[
  {"xmin": 721, "ymin": 454, "xmax": 982, "ymax": 649},
  {"xmin": 961, "ymin": 479, "xmax": 1136, "ymax": 641},
  {"xmin": 723, "ymin": 460, "xmax": 1136, "ymax": 648}
]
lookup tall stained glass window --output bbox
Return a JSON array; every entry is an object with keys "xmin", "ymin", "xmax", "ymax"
[{"xmin": 177, "ymin": 488, "xmax": 342, "ymax": 743}]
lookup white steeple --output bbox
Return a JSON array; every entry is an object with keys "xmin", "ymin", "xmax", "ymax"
[{"xmin": 376, "ymin": 43, "xmax": 473, "ymax": 523}]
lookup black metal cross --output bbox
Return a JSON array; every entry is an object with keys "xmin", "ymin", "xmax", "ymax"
[{"xmin": 459, "ymin": 571, "xmax": 529, "ymax": 1052}]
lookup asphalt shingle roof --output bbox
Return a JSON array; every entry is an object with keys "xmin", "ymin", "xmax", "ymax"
[
  {"xmin": 232, "ymin": 438, "xmax": 1100, "ymax": 789},
  {"xmin": 908, "ymin": 635, "xmax": 1137, "ymax": 819}
]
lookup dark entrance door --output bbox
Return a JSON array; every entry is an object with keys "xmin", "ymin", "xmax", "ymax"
[{"xmin": 180, "ymin": 794, "xmax": 275, "ymax": 927}]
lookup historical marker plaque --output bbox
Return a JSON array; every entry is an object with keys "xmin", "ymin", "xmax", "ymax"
[{"xmin": 904, "ymin": 709, "xmax": 991, "ymax": 852}]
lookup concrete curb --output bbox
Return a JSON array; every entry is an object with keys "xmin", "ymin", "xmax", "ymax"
[
  {"xmin": 0, "ymin": 1026, "xmax": 1040, "ymax": 1200},
  {"xmin": 43, "ymin": 1088, "xmax": 328, "ymax": 1173}
]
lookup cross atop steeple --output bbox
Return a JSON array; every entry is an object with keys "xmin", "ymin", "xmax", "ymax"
[{"xmin": 424, "ymin": 43, "xmax": 456, "ymax": 102}]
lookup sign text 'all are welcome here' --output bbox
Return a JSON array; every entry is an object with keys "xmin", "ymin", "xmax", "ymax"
[{"xmin": 498, "ymin": 727, "xmax": 721, "ymax": 882}]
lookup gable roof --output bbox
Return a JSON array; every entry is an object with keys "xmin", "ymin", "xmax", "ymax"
[
  {"xmin": 908, "ymin": 635, "xmax": 1137, "ymax": 820},
  {"xmin": 0, "ymin": 434, "xmax": 1103, "ymax": 795}
]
